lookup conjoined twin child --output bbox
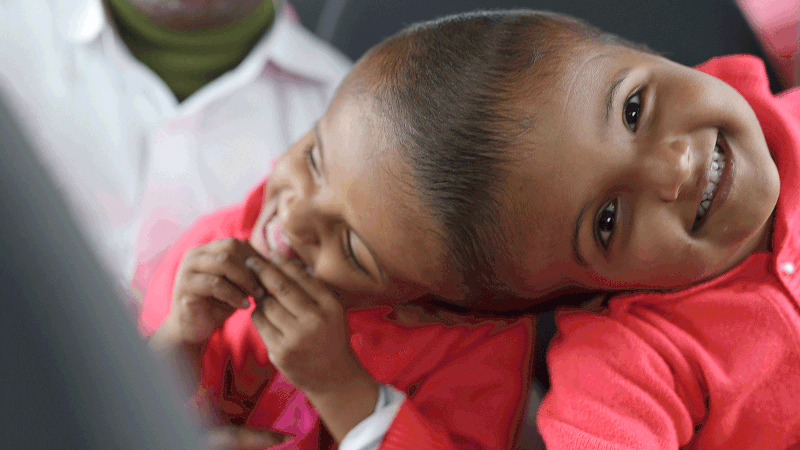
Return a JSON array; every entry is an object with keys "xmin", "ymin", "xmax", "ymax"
[{"xmin": 141, "ymin": 9, "xmax": 800, "ymax": 450}]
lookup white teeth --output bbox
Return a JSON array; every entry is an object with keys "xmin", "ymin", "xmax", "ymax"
[{"xmin": 694, "ymin": 143, "xmax": 726, "ymax": 225}]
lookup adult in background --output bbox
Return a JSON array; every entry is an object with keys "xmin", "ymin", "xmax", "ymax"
[{"xmin": 0, "ymin": 0, "xmax": 351, "ymax": 305}]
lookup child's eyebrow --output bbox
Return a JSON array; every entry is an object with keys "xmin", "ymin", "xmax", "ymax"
[
  {"xmin": 312, "ymin": 123, "xmax": 329, "ymax": 181},
  {"xmin": 605, "ymin": 68, "xmax": 632, "ymax": 123},
  {"xmin": 573, "ymin": 202, "xmax": 591, "ymax": 268}
]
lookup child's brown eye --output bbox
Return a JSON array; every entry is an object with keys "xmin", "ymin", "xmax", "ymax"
[
  {"xmin": 596, "ymin": 200, "xmax": 617, "ymax": 250},
  {"xmin": 624, "ymin": 92, "xmax": 642, "ymax": 132}
]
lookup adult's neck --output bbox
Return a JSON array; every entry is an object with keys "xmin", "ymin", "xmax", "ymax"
[{"xmin": 120, "ymin": 0, "xmax": 267, "ymax": 31}]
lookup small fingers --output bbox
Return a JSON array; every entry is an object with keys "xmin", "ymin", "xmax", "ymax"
[
  {"xmin": 186, "ymin": 272, "xmax": 252, "ymax": 309},
  {"xmin": 276, "ymin": 255, "xmax": 342, "ymax": 312},
  {"xmin": 199, "ymin": 239, "xmax": 266, "ymax": 298},
  {"xmin": 254, "ymin": 294, "xmax": 297, "ymax": 333},
  {"xmin": 251, "ymin": 301, "xmax": 296, "ymax": 369},
  {"xmin": 181, "ymin": 239, "xmax": 268, "ymax": 307},
  {"xmin": 209, "ymin": 300, "xmax": 236, "ymax": 325},
  {"xmin": 251, "ymin": 304, "xmax": 283, "ymax": 343},
  {"xmin": 245, "ymin": 257, "xmax": 318, "ymax": 316},
  {"xmin": 246, "ymin": 255, "xmax": 340, "ymax": 314}
]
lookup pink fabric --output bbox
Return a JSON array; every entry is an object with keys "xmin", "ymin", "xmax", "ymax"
[
  {"xmin": 538, "ymin": 55, "xmax": 800, "ymax": 449},
  {"xmin": 736, "ymin": 0, "xmax": 799, "ymax": 86}
]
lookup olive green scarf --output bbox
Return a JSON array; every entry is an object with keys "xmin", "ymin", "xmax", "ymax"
[{"xmin": 106, "ymin": 0, "xmax": 275, "ymax": 101}]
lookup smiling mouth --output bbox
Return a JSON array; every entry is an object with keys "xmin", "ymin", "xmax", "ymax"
[
  {"xmin": 692, "ymin": 133, "xmax": 728, "ymax": 230},
  {"xmin": 264, "ymin": 214, "xmax": 314, "ymax": 275}
]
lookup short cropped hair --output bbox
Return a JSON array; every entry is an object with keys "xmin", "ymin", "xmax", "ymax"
[{"xmin": 364, "ymin": 10, "xmax": 649, "ymax": 299}]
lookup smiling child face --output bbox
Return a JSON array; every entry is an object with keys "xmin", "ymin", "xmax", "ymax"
[
  {"xmin": 249, "ymin": 67, "xmax": 465, "ymax": 310},
  {"xmin": 500, "ymin": 42, "xmax": 780, "ymax": 298}
]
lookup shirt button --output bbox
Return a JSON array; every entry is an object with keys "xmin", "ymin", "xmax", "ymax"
[{"xmin": 780, "ymin": 261, "xmax": 795, "ymax": 275}]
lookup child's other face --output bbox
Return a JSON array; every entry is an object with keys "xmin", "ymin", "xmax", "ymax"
[
  {"xmin": 249, "ymin": 76, "xmax": 463, "ymax": 309},
  {"xmin": 502, "ymin": 42, "xmax": 780, "ymax": 298}
]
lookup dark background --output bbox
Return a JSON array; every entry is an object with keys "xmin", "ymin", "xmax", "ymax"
[{"xmin": 291, "ymin": 0, "xmax": 780, "ymax": 90}]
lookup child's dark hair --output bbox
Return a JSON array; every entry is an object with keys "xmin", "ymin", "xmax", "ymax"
[{"xmin": 364, "ymin": 9, "xmax": 649, "ymax": 300}]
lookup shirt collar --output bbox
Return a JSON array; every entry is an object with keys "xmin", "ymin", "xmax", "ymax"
[
  {"xmin": 57, "ymin": 0, "xmax": 105, "ymax": 44},
  {"xmin": 57, "ymin": 0, "xmax": 349, "ymax": 84},
  {"xmin": 255, "ymin": 12, "xmax": 352, "ymax": 84}
]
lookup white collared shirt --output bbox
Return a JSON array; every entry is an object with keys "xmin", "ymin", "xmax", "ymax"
[{"xmin": 0, "ymin": 0, "xmax": 351, "ymax": 292}]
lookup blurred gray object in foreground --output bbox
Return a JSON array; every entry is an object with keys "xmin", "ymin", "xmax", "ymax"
[{"xmin": 0, "ymin": 92, "xmax": 208, "ymax": 450}]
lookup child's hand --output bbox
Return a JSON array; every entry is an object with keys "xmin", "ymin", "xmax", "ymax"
[
  {"xmin": 246, "ymin": 254, "xmax": 379, "ymax": 442},
  {"xmin": 164, "ymin": 238, "xmax": 266, "ymax": 345},
  {"xmin": 245, "ymin": 254, "xmax": 370, "ymax": 394}
]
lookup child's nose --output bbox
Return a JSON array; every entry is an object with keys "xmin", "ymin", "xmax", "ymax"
[{"xmin": 641, "ymin": 136, "xmax": 693, "ymax": 202}]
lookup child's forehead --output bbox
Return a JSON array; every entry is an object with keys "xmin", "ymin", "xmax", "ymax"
[{"xmin": 509, "ymin": 43, "xmax": 670, "ymax": 123}]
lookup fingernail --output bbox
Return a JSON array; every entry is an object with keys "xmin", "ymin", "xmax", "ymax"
[
  {"xmin": 240, "ymin": 298, "xmax": 250, "ymax": 309},
  {"xmin": 245, "ymin": 257, "xmax": 261, "ymax": 270},
  {"xmin": 254, "ymin": 287, "xmax": 266, "ymax": 299}
]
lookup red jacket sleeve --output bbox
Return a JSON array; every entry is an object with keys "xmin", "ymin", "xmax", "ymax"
[
  {"xmin": 537, "ymin": 311, "xmax": 696, "ymax": 450},
  {"xmin": 380, "ymin": 320, "xmax": 534, "ymax": 450}
]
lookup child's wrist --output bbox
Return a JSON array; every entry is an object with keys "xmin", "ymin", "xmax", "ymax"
[
  {"xmin": 304, "ymin": 371, "xmax": 380, "ymax": 442},
  {"xmin": 148, "ymin": 318, "xmax": 207, "ymax": 400},
  {"xmin": 304, "ymin": 369, "xmax": 378, "ymax": 401},
  {"xmin": 148, "ymin": 318, "xmax": 179, "ymax": 352},
  {"xmin": 149, "ymin": 315, "xmax": 202, "ymax": 352}
]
